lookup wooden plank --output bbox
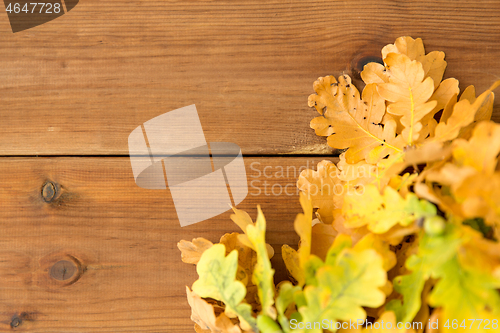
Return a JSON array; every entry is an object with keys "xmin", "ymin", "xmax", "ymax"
[
  {"xmin": 1, "ymin": 0, "xmax": 500, "ymax": 155},
  {"xmin": 0, "ymin": 156, "xmax": 337, "ymax": 332}
]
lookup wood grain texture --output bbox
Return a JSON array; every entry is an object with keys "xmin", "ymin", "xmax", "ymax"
[
  {"xmin": 1, "ymin": 0, "xmax": 500, "ymax": 155},
  {"xmin": 0, "ymin": 156, "xmax": 336, "ymax": 332},
  {"xmin": 2, "ymin": 1, "xmax": 500, "ymax": 332}
]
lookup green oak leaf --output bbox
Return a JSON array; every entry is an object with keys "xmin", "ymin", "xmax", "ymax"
[
  {"xmin": 343, "ymin": 184, "xmax": 437, "ymax": 233},
  {"xmin": 297, "ymin": 248, "xmax": 386, "ymax": 333},
  {"xmin": 192, "ymin": 244, "xmax": 257, "ymax": 332}
]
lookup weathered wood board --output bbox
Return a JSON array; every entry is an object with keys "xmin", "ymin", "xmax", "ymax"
[{"xmin": 0, "ymin": 157, "xmax": 335, "ymax": 331}]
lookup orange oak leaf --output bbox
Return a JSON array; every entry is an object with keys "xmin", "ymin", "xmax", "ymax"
[
  {"xmin": 178, "ymin": 238, "xmax": 214, "ymax": 264},
  {"xmin": 381, "ymin": 36, "xmax": 447, "ymax": 89},
  {"xmin": 377, "ymin": 53, "xmax": 437, "ymax": 145},
  {"xmin": 309, "ymin": 75, "xmax": 403, "ymax": 163}
]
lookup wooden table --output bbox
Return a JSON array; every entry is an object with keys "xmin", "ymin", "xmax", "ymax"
[{"xmin": 1, "ymin": 1, "xmax": 500, "ymax": 331}]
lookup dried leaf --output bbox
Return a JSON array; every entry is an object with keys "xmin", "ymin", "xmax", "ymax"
[
  {"xmin": 311, "ymin": 222, "xmax": 338, "ymax": 260},
  {"xmin": 187, "ymin": 286, "xmax": 242, "ymax": 333},
  {"xmin": 297, "ymin": 160, "xmax": 342, "ymax": 224},
  {"xmin": 378, "ymin": 53, "xmax": 437, "ymax": 144},
  {"xmin": 354, "ymin": 233, "xmax": 396, "ymax": 271},
  {"xmin": 295, "ymin": 192, "xmax": 313, "ymax": 271},
  {"xmin": 432, "ymin": 81, "xmax": 500, "ymax": 142},
  {"xmin": 451, "ymin": 121, "xmax": 500, "ymax": 174},
  {"xmin": 381, "ymin": 36, "xmax": 447, "ymax": 89},
  {"xmin": 309, "ymin": 75, "xmax": 403, "ymax": 163},
  {"xmin": 178, "ymin": 238, "xmax": 214, "ymax": 264},
  {"xmin": 281, "ymin": 244, "xmax": 303, "ymax": 286},
  {"xmin": 361, "ymin": 62, "xmax": 389, "ymax": 84}
]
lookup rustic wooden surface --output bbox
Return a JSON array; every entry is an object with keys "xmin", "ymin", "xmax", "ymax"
[
  {"xmin": 1, "ymin": 0, "xmax": 500, "ymax": 155},
  {"xmin": 1, "ymin": 0, "xmax": 500, "ymax": 331},
  {"xmin": 0, "ymin": 157, "xmax": 333, "ymax": 332}
]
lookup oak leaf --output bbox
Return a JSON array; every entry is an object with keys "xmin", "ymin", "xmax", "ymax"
[
  {"xmin": 275, "ymin": 282, "xmax": 301, "ymax": 333},
  {"xmin": 309, "ymin": 75, "xmax": 403, "ymax": 163},
  {"xmin": 377, "ymin": 53, "xmax": 437, "ymax": 144},
  {"xmin": 432, "ymin": 81, "xmax": 500, "ymax": 142},
  {"xmin": 178, "ymin": 238, "xmax": 214, "ymax": 264},
  {"xmin": 354, "ymin": 233, "xmax": 397, "ymax": 272},
  {"xmin": 310, "ymin": 222, "xmax": 337, "ymax": 260},
  {"xmin": 361, "ymin": 62, "xmax": 389, "ymax": 85},
  {"xmin": 232, "ymin": 207, "xmax": 276, "ymax": 320},
  {"xmin": 381, "ymin": 36, "xmax": 447, "ymax": 89},
  {"xmin": 298, "ymin": 247, "xmax": 386, "ymax": 332},
  {"xmin": 388, "ymin": 223, "xmax": 500, "ymax": 329},
  {"xmin": 187, "ymin": 287, "xmax": 243, "ymax": 333},
  {"xmin": 343, "ymin": 184, "xmax": 436, "ymax": 233},
  {"xmin": 297, "ymin": 160, "xmax": 341, "ymax": 224},
  {"xmin": 451, "ymin": 121, "xmax": 500, "ymax": 174},
  {"xmin": 295, "ymin": 192, "xmax": 313, "ymax": 274},
  {"xmin": 192, "ymin": 244, "xmax": 257, "ymax": 332}
]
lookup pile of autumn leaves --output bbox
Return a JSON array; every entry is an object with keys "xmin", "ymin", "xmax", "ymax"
[{"xmin": 178, "ymin": 37, "xmax": 500, "ymax": 333}]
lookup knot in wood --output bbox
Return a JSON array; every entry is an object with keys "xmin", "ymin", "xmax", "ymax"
[
  {"xmin": 351, "ymin": 55, "xmax": 384, "ymax": 80},
  {"xmin": 10, "ymin": 316, "xmax": 21, "ymax": 328},
  {"xmin": 50, "ymin": 260, "xmax": 77, "ymax": 281},
  {"xmin": 41, "ymin": 181, "xmax": 57, "ymax": 202}
]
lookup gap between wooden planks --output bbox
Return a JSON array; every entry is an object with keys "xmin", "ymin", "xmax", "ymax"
[{"xmin": 0, "ymin": 156, "xmax": 339, "ymax": 332}]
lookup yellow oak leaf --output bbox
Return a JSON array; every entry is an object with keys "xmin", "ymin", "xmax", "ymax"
[
  {"xmin": 459, "ymin": 85, "xmax": 476, "ymax": 102},
  {"xmin": 220, "ymin": 233, "xmax": 255, "ymax": 287},
  {"xmin": 381, "ymin": 36, "xmax": 447, "ymax": 89},
  {"xmin": 457, "ymin": 84, "xmax": 496, "ymax": 139},
  {"xmin": 229, "ymin": 210, "xmax": 275, "ymax": 259},
  {"xmin": 281, "ymin": 244, "xmax": 303, "ymax": 286},
  {"xmin": 281, "ymin": 192, "xmax": 314, "ymax": 287},
  {"xmin": 361, "ymin": 62, "xmax": 389, "ymax": 84},
  {"xmin": 452, "ymin": 121, "xmax": 500, "ymax": 174},
  {"xmin": 297, "ymin": 160, "xmax": 342, "ymax": 224},
  {"xmin": 311, "ymin": 222, "xmax": 338, "ymax": 260},
  {"xmin": 432, "ymin": 81, "xmax": 500, "ymax": 142},
  {"xmin": 178, "ymin": 238, "xmax": 214, "ymax": 264},
  {"xmin": 382, "ymin": 36, "xmax": 425, "ymax": 60},
  {"xmin": 309, "ymin": 75, "xmax": 403, "ymax": 163},
  {"xmin": 453, "ymin": 172, "xmax": 500, "ymax": 230},
  {"xmin": 354, "ymin": 233, "xmax": 397, "ymax": 271},
  {"xmin": 295, "ymin": 192, "xmax": 313, "ymax": 269},
  {"xmin": 403, "ymin": 141, "xmax": 452, "ymax": 166},
  {"xmin": 377, "ymin": 53, "xmax": 437, "ymax": 145},
  {"xmin": 331, "ymin": 212, "xmax": 371, "ymax": 244},
  {"xmin": 459, "ymin": 226, "xmax": 500, "ymax": 278},
  {"xmin": 419, "ymin": 122, "xmax": 500, "ymax": 233},
  {"xmin": 418, "ymin": 78, "xmax": 460, "ymax": 140},
  {"xmin": 337, "ymin": 152, "xmax": 379, "ymax": 185},
  {"xmin": 438, "ymin": 93, "xmax": 457, "ymax": 124}
]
